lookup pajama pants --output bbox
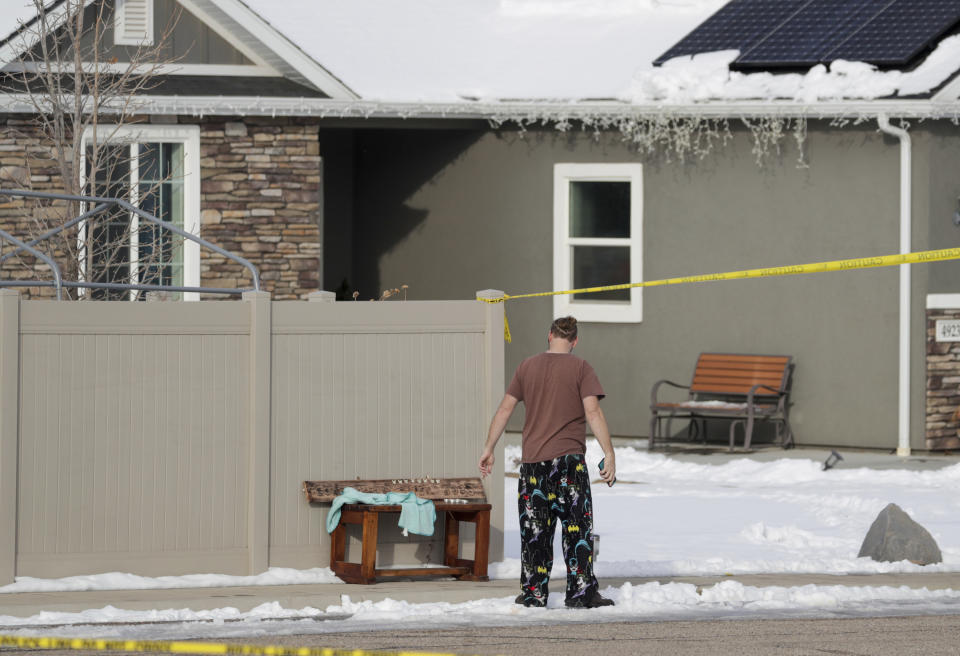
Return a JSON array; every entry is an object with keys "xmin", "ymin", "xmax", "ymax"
[{"xmin": 517, "ymin": 453, "xmax": 598, "ymax": 606}]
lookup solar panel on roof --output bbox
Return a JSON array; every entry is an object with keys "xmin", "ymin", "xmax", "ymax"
[
  {"xmin": 736, "ymin": 0, "xmax": 886, "ymax": 67},
  {"xmin": 652, "ymin": 0, "xmax": 804, "ymax": 66},
  {"xmin": 824, "ymin": 0, "xmax": 960, "ymax": 65},
  {"xmin": 653, "ymin": 0, "xmax": 960, "ymax": 71}
]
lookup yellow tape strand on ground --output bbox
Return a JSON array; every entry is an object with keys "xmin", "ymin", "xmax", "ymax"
[
  {"xmin": 476, "ymin": 247, "xmax": 960, "ymax": 342},
  {"xmin": 0, "ymin": 634, "xmax": 455, "ymax": 656}
]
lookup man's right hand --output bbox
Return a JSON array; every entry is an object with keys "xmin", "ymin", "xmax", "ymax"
[
  {"xmin": 478, "ymin": 449, "xmax": 495, "ymax": 478},
  {"xmin": 599, "ymin": 456, "xmax": 616, "ymax": 486}
]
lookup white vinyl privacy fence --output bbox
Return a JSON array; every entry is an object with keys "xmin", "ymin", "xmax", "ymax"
[{"xmin": 0, "ymin": 290, "xmax": 505, "ymax": 583}]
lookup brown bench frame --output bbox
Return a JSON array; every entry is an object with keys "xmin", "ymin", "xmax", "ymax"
[
  {"xmin": 303, "ymin": 478, "xmax": 491, "ymax": 585},
  {"xmin": 649, "ymin": 353, "xmax": 794, "ymax": 451}
]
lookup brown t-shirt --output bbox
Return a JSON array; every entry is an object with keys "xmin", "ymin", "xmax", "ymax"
[{"xmin": 506, "ymin": 352, "xmax": 605, "ymax": 463}]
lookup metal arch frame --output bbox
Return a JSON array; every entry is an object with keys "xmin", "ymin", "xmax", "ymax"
[{"xmin": 0, "ymin": 188, "xmax": 262, "ymax": 299}]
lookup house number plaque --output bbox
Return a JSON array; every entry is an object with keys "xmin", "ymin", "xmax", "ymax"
[{"xmin": 936, "ymin": 319, "xmax": 960, "ymax": 342}]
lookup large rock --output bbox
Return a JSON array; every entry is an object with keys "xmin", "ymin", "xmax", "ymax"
[{"xmin": 858, "ymin": 503, "xmax": 942, "ymax": 565}]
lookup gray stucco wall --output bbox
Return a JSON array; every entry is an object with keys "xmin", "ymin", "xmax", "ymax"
[
  {"xmin": 924, "ymin": 123, "xmax": 960, "ymax": 293},
  {"xmin": 334, "ymin": 120, "xmax": 960, "ymax": 450}
]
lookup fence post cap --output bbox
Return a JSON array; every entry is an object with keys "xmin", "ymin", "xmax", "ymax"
[
  {"xmin": 308, "ymin": 290, "xmax": 337, "ymax": 303},
  {"xmin": 476, "ymin": 289, "xmax": 504, "ymax": 300}
]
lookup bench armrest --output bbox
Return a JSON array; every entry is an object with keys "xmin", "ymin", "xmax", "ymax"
[
  {"xmin": 651, "ymin": 379, "xmax": 690, "ymax": 406},
  {"xmin": 747, "ymin": 383, "xmax": 788, "ymax": 412}
]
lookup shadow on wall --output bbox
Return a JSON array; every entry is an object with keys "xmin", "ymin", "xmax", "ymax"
[{"xmin": 352, "ymin": 129, "xmax": 484, "ymax": 299}]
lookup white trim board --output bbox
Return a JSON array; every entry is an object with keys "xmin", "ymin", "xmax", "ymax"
[
  {"xmin": 553, "ymin": 162, "xmax": 644, "ymax": 324},
  {"xmin": 79, "ymin": 124, "xmax": 202, "ymax": 301},
  {"xmin": 2, "ymin": 62, "xmax": 280, "ymax": 77},
  {"xmin": 182, "ymin": 0, "xmax": 358, "ymax": 99},
  {"xmin": 0, "ymin": 94, "xmax": 957, "ymax": 119},
  {"xmin": 927, "ymin": 294, "xmax": 960, "ymax": 309}
]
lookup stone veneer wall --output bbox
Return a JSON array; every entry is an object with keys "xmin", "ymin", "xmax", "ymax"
[
  {"xmin": 926, "ymin": 308, "xmax": 960, "ymax": 450},
  {"xmin": 199, "ymin": 118, "xmax": 321, "ymax": 299},
  {"xmin": 0, "ymin": 116, "xmax": 71, "ymax": 299},
  {"xmin": 0, "ymin": 116, "xmax": 321, "ymax": 300}
]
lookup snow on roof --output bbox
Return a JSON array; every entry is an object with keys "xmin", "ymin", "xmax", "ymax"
[
  {"xmin": 1, "ymin": 0, "xmax": 958, "ymax": 107},
  {"xmin": 239, "ymin": 0, "xmax": 728, "ymax": 102},
  {"xmin": 240, "ymin": 0, "xmax": 960, "ymax": 105},
  {"xmin": 628, "ymin": 37, "xmax": 960, "ymax": 104}
]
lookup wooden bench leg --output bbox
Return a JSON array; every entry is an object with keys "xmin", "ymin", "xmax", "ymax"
[
  {"xmin": 444, "ymin": 511, "xmax": 460, "ymax": 567},
  {"xmin": 330, "ymin": 522, "xmax": 346, "ymax": 570},
  {"xmin": 471, "ymin": 509, "xmax": 490, "ymax": 581},
  {"xmin": 360, "ymin": 510, "xmax": 378, "ymax": 584}
]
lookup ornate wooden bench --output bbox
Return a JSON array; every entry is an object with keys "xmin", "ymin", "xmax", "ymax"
[
  {"xmin": 649, "ymin": 353, "xmax": 795, "ymax": 451},
  {"xmin": 302, "ymin": 477, "xmax": 491, "ymax": 585}
]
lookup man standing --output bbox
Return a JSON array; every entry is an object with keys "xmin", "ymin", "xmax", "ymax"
[{"xmin": 479, "ymin": 316, "xmax": 616, "ymax": 608}]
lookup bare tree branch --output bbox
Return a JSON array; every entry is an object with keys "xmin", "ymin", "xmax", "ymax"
[{"xmin": 0, "ymin": 0, "xmax": 186, "ymax": 299}]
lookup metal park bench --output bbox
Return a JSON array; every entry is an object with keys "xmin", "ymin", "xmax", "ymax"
[
  {"xmin": 302, "ymin": 477, "xmax": 491, "ymax": 585},
  {"xmin": 649, "ymin": 353, "xmax": 795, "ymax": 451}
]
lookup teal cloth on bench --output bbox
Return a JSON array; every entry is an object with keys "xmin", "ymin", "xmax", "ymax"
[{"xmin": 325, "ymin": 487, "xmax": 437, "ymax": 536}]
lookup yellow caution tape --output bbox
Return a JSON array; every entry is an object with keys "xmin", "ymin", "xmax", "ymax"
[
  {"xmin": 477, "ymin": 247, "xmax": 960, "ymax": 304},
  {"xmin": 476, "ymin": 247, "xmax": 960, "ymax": 341},
  {"xmin": 0, "ymin": 634, "xmax": 456, "ymax": 656}
]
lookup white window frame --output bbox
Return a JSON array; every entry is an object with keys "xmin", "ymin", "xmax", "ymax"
[
  {"xmin": 114, "ymin": 0, "xmax": 155, "ymax": 46},
  {"xmin": 79, "ymin": 124, "xmax": 201, "ymax": 300},
  {"xmin": 553, "ymin": 163, "xmax": 643, "ymax": 323}
]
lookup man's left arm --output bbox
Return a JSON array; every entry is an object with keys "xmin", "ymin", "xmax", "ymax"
[{"xmin": 583, "ymin": 395, "xmax": 615, "ymax": 484}]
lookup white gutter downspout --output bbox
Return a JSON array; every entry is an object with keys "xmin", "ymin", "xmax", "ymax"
[{"xmin": 877, "ymin": 113, "xmax": 911, "ymax": 457}]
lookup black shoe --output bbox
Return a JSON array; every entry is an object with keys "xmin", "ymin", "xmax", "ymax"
[
  {"xmin": 565, "ymin": 591, "xmax": 615, "ymax": 608},
  {"xmin": 515, "ymin": 593, "xmax": 546, "ymax": 608}
]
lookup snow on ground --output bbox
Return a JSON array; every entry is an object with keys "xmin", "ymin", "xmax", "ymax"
[
  {"xmin": 4, "ymin": 443, "xmax": 960, "ymax": 635},
  {"xmin": 497, "ymin": 441, "xmax": 960, "ymax": 580},
  {"xmin": 4, "ymin": 582, "xmax": 960, "ymax": 641}
]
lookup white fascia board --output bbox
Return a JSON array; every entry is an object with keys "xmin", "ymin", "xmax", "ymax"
[
  {"xmin": 0, "ymin": 94, "xmax": 956, "ymax": 120},
  {"xmin": 198, "ymin": 0, "xmax": 358, "ymax": 100},
  {"xmin": 932, "ymin": 71, "xmax": 960, "ymax": 103},
  {"xmin": 2, "ymin": 61, "xmax": 279, "ymax": 76}
]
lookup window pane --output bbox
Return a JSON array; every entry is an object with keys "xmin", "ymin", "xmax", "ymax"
[
  {"xmin": 572, "ymin": 246, "xmax": 630, "ymax": 301},
  {"xmin": 137, "ymin": 143, "xmax": 185, "ymax": 299},
  {"xmin": 570, "ymin": 181, "xmax": 630, "ymax": 238},
  {"xmin": 86, "ymin": 144, "xmax": 131, "ymax": 300}
]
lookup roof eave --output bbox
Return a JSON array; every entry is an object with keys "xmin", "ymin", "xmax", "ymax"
[{"xmin": 0, "ymin": 94, "xmax": 958, "ymax": 120}]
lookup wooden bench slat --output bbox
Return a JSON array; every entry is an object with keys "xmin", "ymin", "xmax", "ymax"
[
  {"xmin": 303, "ymin": 477, "xmax": 486, "ymax": 503},
  {"xmin": 375, "ymin": 567, "xmax": 471, "ymax": 578},
  {"xmin": 698, "ymin": 354, "xmax": 791, "ymax": 364},
  {"xmin": 693, "ymin": 378, "xmax": 785, "ymax": 390},
  {"xmin": 691, "ymin": 383, "xmax": 783, "ymax": 395},
  {"xmin": 696, "ymin": 363, "xmax": 789, "ymax": 374},
  {"xmin": 693, "ymin": 371, "xmax": 783, "ymax": 385}
]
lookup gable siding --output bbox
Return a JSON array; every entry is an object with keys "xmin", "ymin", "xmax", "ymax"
[{"xmin": 66, "ymin": 0, "xmax": 253, "ymax": 65}]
